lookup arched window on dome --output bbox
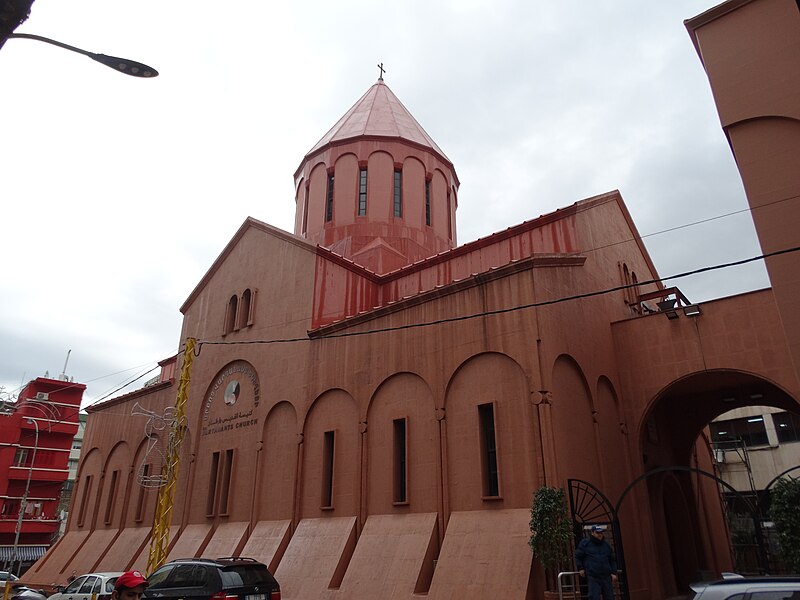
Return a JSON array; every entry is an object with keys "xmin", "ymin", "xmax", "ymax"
[
  {"xmin": 393, "ymin": 168, "xmax": 402, "ymax": 217},
  {"xmin": 325, "ymin": 173, "xmax": 335, "ymax": 222},
  {"xmin": 425, "ymin": 178, "xmax": 431, "ymax": 226},
  {"xmin": 358, "ymin": 167, "xmax": 368, "ymax": 216},
  {"xmin": 224, "ymin": 294, "xmax": 238, "ymax": 335}
]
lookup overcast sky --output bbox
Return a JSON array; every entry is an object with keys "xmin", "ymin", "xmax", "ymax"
[{"xmin": 0, "ymin": 0, "xmax": 770, "ymax": 407}]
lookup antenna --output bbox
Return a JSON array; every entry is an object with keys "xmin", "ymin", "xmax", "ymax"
[{"xmin": 59, "ymin": 349, "xmax": 72, "ymax": 381}]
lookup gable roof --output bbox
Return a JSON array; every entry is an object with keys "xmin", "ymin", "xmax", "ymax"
[{"xmin": 179, "ymin": 217, "xmax": 317, "ymax": 314}]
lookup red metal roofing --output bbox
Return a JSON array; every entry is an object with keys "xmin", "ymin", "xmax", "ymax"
[{"xmin": 304, "ymin": 79, "xmax": 450, "ymax": 160}]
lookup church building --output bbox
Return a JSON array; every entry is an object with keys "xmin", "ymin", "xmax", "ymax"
[{"xmin": 23, "ymin": 4, "xmax": 800, "ymax": 594}]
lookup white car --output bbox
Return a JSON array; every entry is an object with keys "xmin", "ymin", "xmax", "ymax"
[
  {"xmin": 47, "ymin": 573, "xmax": 124, "ymax": 600},
  {"xmin": 690, "ymin": 574, "xmax": 800, "ymax": 599},
  {"xmin": 1, "ymin": 571, "xmax": 20, "ymax": 582}
]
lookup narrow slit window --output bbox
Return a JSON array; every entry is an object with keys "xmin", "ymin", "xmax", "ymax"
[
  {"xmin": 219, "ymin": 449, "xmax": 234, "ymax": 515},
  {"xmin": 238, "ymin": 289, "xmax": 252, "ymax": 329},
  {"xmin": 478, "ymin": 403, "xmax": 499, "ymax": 497},
  {"xmin": 77, "ymin": 474, "xmax": 93, "ymax": 527},
  {"xmin": 326, "ymin": 174, "xmax": 335, "ymax": 222},
  {"xmin": 393, "ymin": 418, "xmax": 408, "ymax": 503},
  {"xmin": 104, "ymin": 469, "xmax": 119, "ymax": 525},
  {"xmin": 393, "ymin": 169, "xmax": 402, "ymax": 217},
  {"xmin": 322, "ymin": 430, "xmax": 335, "ymax": 508},
  {"xmin": 358, "ymin": 168, "xmax": 368, "ymax": 216},
  {"xmin": 206, "ymin": 451, "xmax": 220, "ymax": 517},
  {"xmin": 225, "ymin": 295, "xmax": 238, "ymax": 334},
  {"xmin": 425, "ymin": 180, "xmax": 431, "ymax": 226}
]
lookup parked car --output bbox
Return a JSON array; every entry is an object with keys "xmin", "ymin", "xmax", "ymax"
[
  {"xmin": 47, "ymin": 573, "xmax": 123, "ymax": 600},
  {"xmin": 690, "ymin": 574, "xmax": 800, "ymax": 599},
  {"xmin": 10, "ymin": 584, "xmax": 48, "ymax": 600},
  {"xmin": 1, "ymin": 571, "xmax": 20, "ymax": 582},
  {"xmin": 145, "ymin": 557, "xmax": 280, "ymax": 600}
]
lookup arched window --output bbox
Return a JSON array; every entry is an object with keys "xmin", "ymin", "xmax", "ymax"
[
  {"xmin": 425, "ymin": 178, "xmax": 431, "ymax": 226},
  {"xmin": 224, "ymin": 295, "xmax": 238, "ymax": 335},
  {"xmin": 238, "ymin": 289, "xmax": 252, "ymax": 329},
  {"xmin": 393, "ymin": 168, "xmax": 402, "ymax": 217},
  {"xmin": 358, "ymin": 168, "xmax": 367, "ymax": 216},
  {"xmin": 325, "ymin": 173, "xmax": 335, "ymax": 222}
]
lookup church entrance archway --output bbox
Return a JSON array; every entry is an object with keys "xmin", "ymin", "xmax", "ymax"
[{"xmin": 639, "ymin": 369, "xmax": 800, "ymax": 594}]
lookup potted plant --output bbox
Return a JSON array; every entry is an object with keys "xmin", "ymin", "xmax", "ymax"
[{"xmin": 529, "ymin": 486, "xmax": 578, "ymax": 599}]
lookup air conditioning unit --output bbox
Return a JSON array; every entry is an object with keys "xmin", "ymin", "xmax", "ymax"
[{"xmin": 35, "ymin": 392, "xmax": 49, "ymax": 401}]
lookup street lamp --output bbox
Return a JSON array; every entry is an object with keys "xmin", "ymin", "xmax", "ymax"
[
  {"xmin": 7, "ymin": 32, "xmax": 158, "ymax": 77},
  {"xmin": 10, "ymin": 417, "xmax": 38, "ymax": 576}
]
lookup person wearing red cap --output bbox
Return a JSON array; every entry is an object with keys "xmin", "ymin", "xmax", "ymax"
[{"xmin": 111, "ymin": 571, "xmax": 148, "ymax": 600}]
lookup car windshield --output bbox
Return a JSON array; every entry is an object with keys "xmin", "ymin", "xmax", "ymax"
[
  {"xmin": 105, "ymin": 578, "xmax": 118, "ymax": 593},
  {"xmin": 220, "ymin": 566, "xmax": 275, "ymax": 588},
  {"xmin": 63, "ymin": 578, "xmax": 86, "ymax": 594}
]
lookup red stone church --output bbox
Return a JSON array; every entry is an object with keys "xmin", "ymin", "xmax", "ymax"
[{"xmin": 23, "ymin": 0, "xmax": 800, "ymax": 597}]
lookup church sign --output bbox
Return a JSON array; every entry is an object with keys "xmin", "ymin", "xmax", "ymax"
[{"xmin": 201, "ymin": 360, "xmax": 260, "ymax": 436}]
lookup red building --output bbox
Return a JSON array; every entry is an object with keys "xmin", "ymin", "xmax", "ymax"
[{"xmin": 0, "ymin": 378, "xmax": 85, "ymax": 573}]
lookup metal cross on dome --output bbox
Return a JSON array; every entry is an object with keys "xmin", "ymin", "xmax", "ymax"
[{"xmin": 377, "ymin": 62, "xmax": 386, "ymax": 81}]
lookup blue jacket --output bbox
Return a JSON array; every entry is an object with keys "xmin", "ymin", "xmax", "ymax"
[{"xmin": 575, "ymin": 536, "xmax": 617, "ymax": 578}]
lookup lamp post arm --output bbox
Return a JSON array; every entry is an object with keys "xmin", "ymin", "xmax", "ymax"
[{"xmin": 7, "ymin": 32, "xmax": 158, "ymax": 77}]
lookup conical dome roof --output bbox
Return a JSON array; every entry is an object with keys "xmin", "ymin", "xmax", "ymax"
[{"xmin": 304, "ymin": 79, "xmax": 451, "ymax": 163}]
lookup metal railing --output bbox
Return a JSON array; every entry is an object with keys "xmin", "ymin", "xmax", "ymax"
[
  {"xmin": 557, "ymin": 571, "xmax": 582, "ymax": 599},
  {"xmin": 557, "ymin": 570, "xmax": 625, "ymax": 599}
]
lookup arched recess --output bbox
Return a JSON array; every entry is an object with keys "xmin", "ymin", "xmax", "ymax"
[
  {"xmin": 188, "ymin": 360, "xmax": 262, "ymax": 523},
  {"xmin": 127, "ymin": 435, "xmax": 162, "ymax": 528},
  {"xmin": 595, "ymin": 376, "xmax": 629, "ymax": 500},
  {"xmin": 168, "ymin": 427, "xmax": 194, "ymax": 527},
  {"xmin": 444, "ymin": 352, "xmax": 537, "ymax": 512},
  {"xmin": 551, "ymin": 354, "xmax": 599, "ymax": 485},
  {"xmin": 96, "ymin": 441, "xmax": 131, "ymax": 529},
  {"xmin": 430, "ymin": 170, "xmax": 449, "ymax": 239},
  {"xmin": 300, "ymin": 388, "xmax": 360, "ymax": 519},
  {"xmin": 256, "ymin": 401, "xmax": 299, "ymax": 522},
  {"xmin": 400, "ymin": 157, "xmax": 425, "ymax": 229},
  {"xmin": 333, "ymin": 152, "xmax": 359, "ymax": 224},
  {"xmin": 638, "ymin": 369, "xmax": 800, "ymax": 593},
  {"xmin": 365, "ymin": 372, "xmax": 438, "ymax": 515},
  {"xmin": 70, "ymin": 447, "xmax": 103, "ymax": 531},
  {"xmin": 366, "ymin": 150, "xmax": 394, "ymax": 221},
  {"xmin": 294, "ymin": 176, "xmax": 306, "ymax": 235},
  {"xmin": 306, "ymin": 161, "xmax": 329, "ymax": 240}
]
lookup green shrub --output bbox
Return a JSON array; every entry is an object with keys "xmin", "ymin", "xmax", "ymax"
[
  {"xmin": 770, "ymin": 477, "xmax": 800, "ymax": 574},
  {"xmin": 530, "ymin": 486, "xmax": 574, "ymax": 589}
]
